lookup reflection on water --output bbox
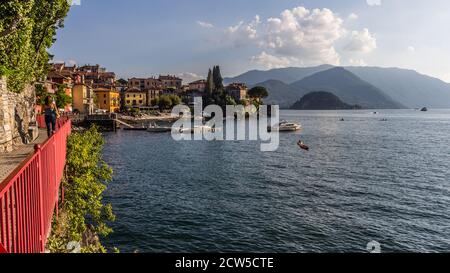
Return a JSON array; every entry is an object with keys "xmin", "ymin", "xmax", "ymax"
[{"xmin": 102, "ymin": 109, "xmax": 450, "ymax": 253}]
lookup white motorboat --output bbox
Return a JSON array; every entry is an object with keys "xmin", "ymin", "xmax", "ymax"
[{"xmin": 269, "ymin": 121, "xmax": 302, "ymax": 132}]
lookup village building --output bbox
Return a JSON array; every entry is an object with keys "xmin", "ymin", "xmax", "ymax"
[
  {"xmin": 124, "ymin": 87, "xmax": 148, "ymax": 108},
  {"xmin": 128, "ymin": 77, "xmax": 162, "ymax": 90},
  {"xmin": 147, "ymin": 87, "xmax": 162, "ymax": 105},
  {"xmin": 46, "ymin": 64, "xmax": 74, "ymax": 112},
  {"xmin": 94, "ymin": 87, "xmax": 120, "ymax": 113},
  {"xmin": 46, "ymin": 63, "xmax": 118, "ymax": 113},
  {"xmin": 72, "ymin": 74, "xmax": 95, "ymax": 115},
  {"xmin": 188, "ymin": 79, "xmax": 206, "ymax": 92},
  {"xmin": 226, "ymin": 83, "xmax": 248, "ymax": 102},
  {"xmin": 158, "ymin": 75, "xmax": 183, "ymax": 90},
  {"xmin": 77, "ymin": 65, "xmax": 116, "ymax": 89}
]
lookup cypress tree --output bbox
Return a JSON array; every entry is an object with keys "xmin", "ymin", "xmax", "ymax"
[
  {"xmin": 213, "ymin": 65, "xmax": 224, "ymax": 90},
  {"xmin": 206, "ymin": 68, "xmax": 214, "ymax": 94}
]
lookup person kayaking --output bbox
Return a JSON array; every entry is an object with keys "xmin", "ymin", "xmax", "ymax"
[{"xmin": 297, "ymin": 140, "xmax": 310, "ymax": 151}]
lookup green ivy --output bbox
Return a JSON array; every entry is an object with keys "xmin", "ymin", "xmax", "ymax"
[{"xmin": 47, "ymin": 126, "xmax": 116, "ymax": 253}]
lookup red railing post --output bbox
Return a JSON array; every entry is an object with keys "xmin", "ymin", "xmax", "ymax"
[
  {"xmin": 34, "ymin": 144, "xmax": 45, "ymax": 253},
  {"xmin": 0, "ymin": 243, "xmax": 6, "ymax": 253},
  {"xmin": 53, "ymin": 141, "xmax": 58, "ymax": 219}
]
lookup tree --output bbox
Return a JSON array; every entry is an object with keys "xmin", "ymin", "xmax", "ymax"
[
  {"xmin": 55, "ymin": 84, "xmax": 72, "ymax": 109},
  {"xmin": 151, "ymin": 96, "xmax": 160, "ymax": 107},
  {"xmin": 248, "ymin": 86, "xmax": 269, "ymax": 99},
  {"xmin": 158, "ymin": 95, "xmax": 172, "ymax": 110},
  {"xmin": 169, "ymin": 94, "xmax": 181, "ymax": 106},
  {"xmin": 205, "ymin": 68, "xmax": 214, "ymax": 95},
  {"xmin": 0, "ymin": 0, "xmax": 71, "ymax": 92},
  {"xmin": 212, "ymin": 66, "xmax": 224, "ymax": 90},
  {"xmin": 35, "ymin": 83, "xmax": 49, "ymax": 106}
]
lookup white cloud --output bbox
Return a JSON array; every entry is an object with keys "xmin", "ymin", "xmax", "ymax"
[
  {"xmin": 197, "ymin": 21, "xmax": 214, "ymax": 28},
  {"xmin": 348, "ymin": 58, "xmax": 367, "ymax": 66},
  {"xmin": 348, "ymin": 13, "xmax": 359, "ymax": 20},
  {"xmin": 178, "ymin": 72, "xmax": 203, "ymax": 83},
  {"xmin": 225, "ymin": 7, "xmax": 346, "ymax": 66},
  {"xmin": 219, "ymin": 6, "xmax": 377, "ymax": 69},
  {"xmin": 225, "ymin": 15, "xmax": 261, "ymax": 46},
  {"xmin": 345, "ymin": 28, "xmax": 377, "ymax": 53},
  {"xmin": 367, "ymin": 0, "xmax": 381, "ymax": 6},
  {"xmin": 407, "ymin": 46, "xmax": 416, "ymax": 53},
  {"xmin": 251, "ymin": 51, "xmax": 295, "ymax": 69}
]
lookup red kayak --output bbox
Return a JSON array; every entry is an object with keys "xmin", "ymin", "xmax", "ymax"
[{"xmin": 297, "ymin": 141, "xmax": 310, "ymax": 151}]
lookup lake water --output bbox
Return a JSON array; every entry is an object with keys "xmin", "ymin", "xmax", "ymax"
[{"xmin": 102, "ymin": 109, "xmax": 450, "ymax": 253}]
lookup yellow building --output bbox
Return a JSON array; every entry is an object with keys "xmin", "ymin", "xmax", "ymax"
[
  {"xmin": 125, "ymin": 87, "xmax": 148, "ymax": 108},
  {"xmin": 94, "ymin": 87, "xmax": 120, "ymax": 113},
  {"xmin": 72, "ymin": 83, "xmax": 94, "ymax": 114}
]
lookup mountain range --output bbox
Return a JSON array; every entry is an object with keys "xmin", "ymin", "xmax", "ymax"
[{"xmin": 224, "ymin": 65, "xmax": 450, "ymax": 109}]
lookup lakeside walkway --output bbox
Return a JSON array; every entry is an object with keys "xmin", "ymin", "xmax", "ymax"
[{"xmin": 0, "ymin": 129, "xmax": 48, "ymax": 183}]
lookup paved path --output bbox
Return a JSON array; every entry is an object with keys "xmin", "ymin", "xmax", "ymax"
[{"xmin": 0, "ymin": 130, "xmax": 48, "ymax": 183}]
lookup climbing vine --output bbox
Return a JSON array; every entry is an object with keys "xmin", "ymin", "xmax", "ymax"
[{"xmin": 47, "ymin": 126, "xmax": 116, "ymax": 253}]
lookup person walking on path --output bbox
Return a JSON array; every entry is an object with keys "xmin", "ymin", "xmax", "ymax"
[{"xmin": 44, "ymin": 96, "xmax": 59, "ymax": 137}]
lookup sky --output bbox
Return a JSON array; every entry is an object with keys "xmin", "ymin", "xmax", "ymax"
[{"xmin": 50, "ymin": 0, "xmax": 450, "ymax": 83}]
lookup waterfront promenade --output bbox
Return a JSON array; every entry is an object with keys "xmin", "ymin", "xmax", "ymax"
[
  {"xmin": 0, "ymin": 118, "xmax": 71, "ymax": 253},
  {"xmin": 0, "ymin": 130, "xmax": 48, "ymax": 183}
]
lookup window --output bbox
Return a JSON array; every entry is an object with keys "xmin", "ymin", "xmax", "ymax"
[
  {"xmin": 104, "ymin": 94, "xmax": 107, "ymax": 98},
  {"xmin": 104, "ymin": 100, "xmax": 107, "ymax": 104},
  {"xmin": 139, "ymin": 100, "xmax": 143, "ymax": 104}
]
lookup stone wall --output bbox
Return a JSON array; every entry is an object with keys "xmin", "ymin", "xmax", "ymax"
[{"xmin": 0, "ymin": 77, "xmax": 37, "ymax": 153}]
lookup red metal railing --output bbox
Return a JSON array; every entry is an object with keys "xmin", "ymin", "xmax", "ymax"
[{"xmin": 0, "ymin": 118, "xmax": 71, "ymax": 253}]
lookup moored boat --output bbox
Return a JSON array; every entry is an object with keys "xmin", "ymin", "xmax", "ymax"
[
  {"xmin": 147, "ymin": 123, "xmax": 172, "ymax": 133},
  {"xmin": 269, "ymin": 121, "xmax": 302, "ymax": 132}
]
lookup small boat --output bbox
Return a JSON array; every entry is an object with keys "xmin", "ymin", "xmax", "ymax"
[
  {"xmin": 147, "ymin": 123, "xmax": 171, "ymax": 133},
  {"xmin": 420, "ymin": 107, "xmax": 428, "ymax": 112},
  {"xmin": 297, "ymin": 141, "xmax": 309, "ymax": 151},
  {"xmin": 269, "ymin": 121, "xmax": 302, "ymax": 132},
  {"xmin": 175, "ymin": 125, "xmax": 217, "ymax": 134}
]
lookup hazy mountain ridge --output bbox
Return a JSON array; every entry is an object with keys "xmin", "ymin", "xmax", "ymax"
[
  {"xmin": 224, "ymin": 65, "xmax": 333, "ymax": 86},
  {"xmin": 346, "ymin": 67, "xmax": 450, "ymax": 108},
  {"xmin": 290, "ymin": 67, "xmax": 404, "ymax": 109},
  {"xmin": 249, "ymin": 80, "xmax": 304, "ymax": 109},
  {"xmin": 227, "ymin": 65, "xmax": 450, "ymax": 108}
]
